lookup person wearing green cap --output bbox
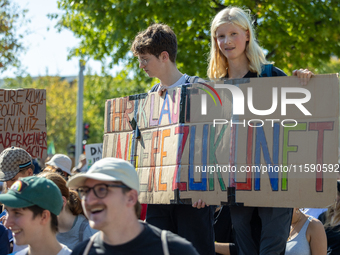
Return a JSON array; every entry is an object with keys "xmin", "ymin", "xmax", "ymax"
[{"xmin": 0, "ymin": 176, "xmax": 72, "ymax": 255}]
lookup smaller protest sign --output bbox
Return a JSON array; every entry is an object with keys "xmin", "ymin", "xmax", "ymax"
[
  {"xmin": 85, "ymin": 143, "xmax": 103, "ymax": 170},
  {"xmin": 0, "ymin": 89, "xmax": 47, "ymax": 159}
]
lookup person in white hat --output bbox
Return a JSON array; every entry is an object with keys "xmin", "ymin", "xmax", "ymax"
[
  {"xmin": 45, "ymin": 154, "xmax": 72, "ymax": 180},
  {"xmin": 67, "ymin": 157, "xmax": 198, "ymax": 255}
]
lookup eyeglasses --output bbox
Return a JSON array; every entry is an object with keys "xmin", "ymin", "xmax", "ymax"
[
  {"xmin": 137, "ymin": 58, "xmax": 148, "ymax": 65},
  {"xmin": 55, "ymin": 168, "xmax": 69, "ymax": 180},
  {"xmin": 77, "ymin": 183, "xmax": 128, "ymax": 199}
]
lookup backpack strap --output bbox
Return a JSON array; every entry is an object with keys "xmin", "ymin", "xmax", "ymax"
[
  {"xmin": 153, "ymin": 75, "xmax": 199, "ymax": 93},
  {"xmin": 78, "ymin": 217, "xmax": 89, "ymax": 242},
  {"xmin": 161, "ymin": 230, "xmax": 170, "ymax": 255},
  {"xmin": 186, "ymin": 75, "xmax": 199, "ymax": 84},
  {"xmin": 82, "ymin": 232, "xmax": 100, "ymax": 255},
  {"xmin": 260, "ymin": 64, "xmax": 273, "ymax": 77},
  {"xmin": 149, "ymin": 83, "xmax": 161, "ymax": 93}
]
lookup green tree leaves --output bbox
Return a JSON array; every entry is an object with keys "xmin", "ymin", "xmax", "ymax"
[
  {"xmin": 0, "ymin": 0, "xmax": 29, "ymax": 72},
  {"xmin": 82, "ymin": 71, "xmax": 150, "ymax": 147},
  {"xmin": 54, "ymin": 0, "xmax": 340, "ymax": 77}
]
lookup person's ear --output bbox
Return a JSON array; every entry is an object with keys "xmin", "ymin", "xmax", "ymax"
[
  {"xmin": 126, "ymin": 190, "xmax": 138, "ymax": 207},
  {"xmin": 62, "ymin": 196, "xmax": 67, "ymax": 210},
  {"xmin": 160, "ymin": 51, "xmax": 169, "ymax": 62},
  {"xmin": 40, "ymin": 210, "xmax": 51, "ymax": 226},
  {"xmin": 27, "ymin": 168, "xmax": 34, "ymax": 176}
]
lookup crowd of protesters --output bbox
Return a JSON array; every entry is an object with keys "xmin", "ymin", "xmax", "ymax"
[{"xmin": 0, "ymin": 5, "xmax": 338, "ymax": 255}]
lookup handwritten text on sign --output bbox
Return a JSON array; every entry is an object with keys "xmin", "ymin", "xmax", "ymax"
[
  {"xmin": 103, "ymin": 75, "xmax": 339, "ymax": 207},
  {"xmin": 0, "ymin": 89, "xmax": 47, "ymax": 158},
  {"xmin": 85, "ymin": 143, "xmax": 103, "ymax": 170}
]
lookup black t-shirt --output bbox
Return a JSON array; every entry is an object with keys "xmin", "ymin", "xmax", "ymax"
[
  {"xmin": 318, "ymin": 212, "xmax": 340, "ymax": 255},
  {"xmin": 245, "ymin": 65, "xmax": 286, "ymax": 78},
  {"xmin": 214, "ymin": 206, "xmax": 262, "ymax": 255},
  {"xmin": 71, "ymin": 222, "xmax": 199, "ymax": 255},
  {"xmin": 225, "ymin": 65, "xmax": 287, "ymax": 78},
  {"xmin": 214, "ymin": 206, "xmax": 236, "ymax": 255}
]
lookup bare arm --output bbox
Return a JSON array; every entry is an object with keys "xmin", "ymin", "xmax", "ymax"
[
  {"xmin": 307, "ymin": 218, "xmax": 327, "ymax": 255},
  {"xmin": 215, "ymin": 242, "xmax": 231, "ymax": 255}
]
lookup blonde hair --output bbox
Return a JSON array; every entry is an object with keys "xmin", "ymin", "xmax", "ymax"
[
  {"xmin": 324, "ymin": 183, "xmax": 340, "ymax": 229},
  {"xmin": 207, "ymin": 6, "xmax": 270, "ymax": 79},
  {"xmin": 324, "ymin": 203, "xmax": 340, "ymax": 229}
]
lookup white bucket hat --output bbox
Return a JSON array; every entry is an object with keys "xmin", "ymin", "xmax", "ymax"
[
  {"xmin": 67, "ymin": 157, "xmax": 139, "ymax": 193},
  {"xmin": 46, "ymin": 154, "xmax": 72, "ymax": 175}
]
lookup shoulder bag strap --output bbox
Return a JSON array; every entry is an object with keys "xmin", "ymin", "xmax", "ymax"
[
  {"xmin": 82, "ymin": 232, "xmax": 100, "ymax": 255},
  {"xmin": 260, "ymin": 64, "xmax": 273, "ymax": 77},
  {"xmin": 188, "ymin": 75, "xmax": 199, "ymax": 84},
  {"xmin": 161, "ymin": 230, "xmax": 170, "ymax": 255}
]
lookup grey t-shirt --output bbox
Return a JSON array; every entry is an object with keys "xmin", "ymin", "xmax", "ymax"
[{"xmin": 57, "ymin": 214, "xmax": 97, "ymax": 250}]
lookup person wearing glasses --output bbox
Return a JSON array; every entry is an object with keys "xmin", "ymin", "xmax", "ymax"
[
  {"xmin": 45, "ymin": 154, "xmax": 73, "ymax": 180},
  {"xmin": 67, "ymin": 157, "xmax": 198, "ymax": 255}
]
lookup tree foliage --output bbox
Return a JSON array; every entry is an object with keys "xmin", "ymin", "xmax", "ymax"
[
  {"xmin": 0, "ymin": 0, "xmax": 28, "ymax": 72},
  {"xmin": 83, "ymin": 71, "xmax": 149, "ymax": 146},
  {"xmin": 313, "ymin": 57, "xmax": 340, "ymax": 74},
  {"xmin": 3, "ymin": 73, "xmax": 149, "ymax": 153},
  {"xmin": 54, "ymin": 0, "xmax": 340, "ymax": 77}
]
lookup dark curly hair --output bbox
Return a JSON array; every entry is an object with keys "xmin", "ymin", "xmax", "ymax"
[{"xmin": 131, "ymin": 23, "xmax": 177, "ymax": 63}]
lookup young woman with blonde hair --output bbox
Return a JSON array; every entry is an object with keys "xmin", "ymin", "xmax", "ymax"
[
  {"xmin": 285, "ymin": 208, "xmax": 326, "ymax": 255},
  {"xmin": 205, "ymin": 6, "xmax": 313, "ymax": 255},
  {"xmin": 207, "ymin": 6, "xmax": 312, "ymax": 83},
  {"xmin": 318, "ymin": 181, "xmax": 340, "ymax": 254}
]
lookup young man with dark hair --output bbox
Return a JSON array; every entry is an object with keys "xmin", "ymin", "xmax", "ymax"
[
  {"xmin": 67, "ymin": 157, "xmax": 198, "ymax": 255},
  {"xmin": 131, "ymin": 23, "xmax": 198, "ymax": 95},
  {"xmin": 131, "ymin": 24, "xmax": 216, "ymax": 255},
  {"xmin": 0, "ymin": 176, "xmax": 71, "ymax": 255}
]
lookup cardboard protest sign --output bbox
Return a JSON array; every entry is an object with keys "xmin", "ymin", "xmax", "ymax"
[
  {"xmin": 85, "ymin": 143, "xmax": 103, "ymax": 170},
  {"xmin": 103, "ymin": 74, "xmax": 339, "ymax": 208},
  {"xmin": 0, "ymin": 89, "xmax": 47, "ymax": 159}
]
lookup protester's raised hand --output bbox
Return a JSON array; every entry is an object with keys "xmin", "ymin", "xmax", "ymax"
[
  {"xmin": 192, "ymin": 199, "xmax": 208, "ymax": 209},
  {"xmin": 292, "ymin": 69, "xmax": 314, "ymax": 86},
  {"xmin": 158, "ymin": 86, "xmax": 167, "ymax": 96}
]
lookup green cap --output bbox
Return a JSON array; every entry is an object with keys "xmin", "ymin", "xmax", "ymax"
[{"xmin": 0, "ymin": 176, "xmax": 63, "ymax": 216}]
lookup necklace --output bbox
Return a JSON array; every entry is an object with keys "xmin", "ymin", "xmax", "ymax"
[{"xmin": 287, "ymin": 213, "xmax": 302, "ymax": 241}]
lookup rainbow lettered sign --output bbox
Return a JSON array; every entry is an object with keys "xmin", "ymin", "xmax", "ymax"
[{"xmin": 103, "ymin": 74, "xmax": 339, "ymax": 207}]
